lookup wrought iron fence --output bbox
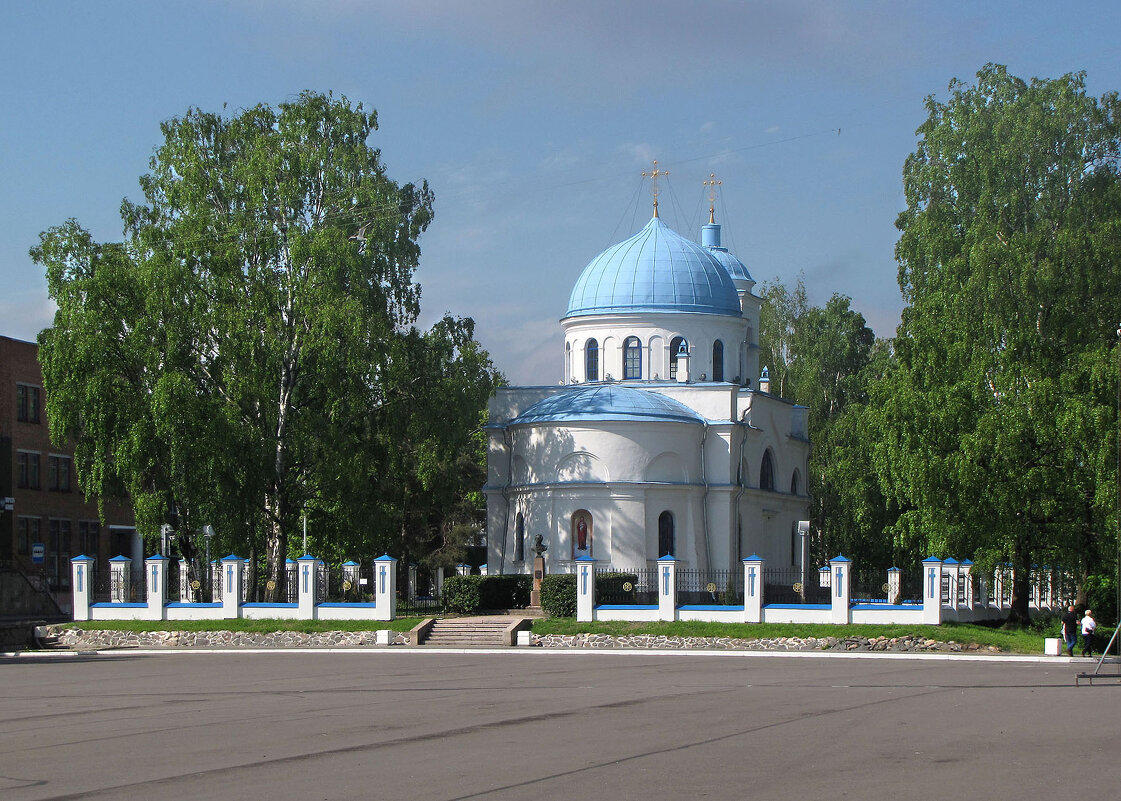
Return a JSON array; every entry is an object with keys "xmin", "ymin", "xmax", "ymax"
[
  {"xmin": 676, "ymin": 568, "xmax": 743, "ymax": 605},
  {"xmin": 763, "ymin": 567, "xmax": 829, "ymax": 605},
  {"xmin": 595, "ymin": 567, "xmax": 658, "ymax": 605},
  {"xmin": 397, "ymin": 593, "xmax": 443, "ymax": 616},
  {"xmin": 323, "ymin": 565, "xmax": 369, "ymax": 602},
  {"xmin": 90, "ymin": 562, "xmax": 147, "ymax": 603}
]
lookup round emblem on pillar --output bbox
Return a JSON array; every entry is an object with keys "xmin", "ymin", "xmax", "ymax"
[{"xmin": 266, "ymin": 580, "xmax": 276, "ymax": 592}]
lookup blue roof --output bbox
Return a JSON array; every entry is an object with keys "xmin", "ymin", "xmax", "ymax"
[
  {"xmin": 509, "ymin": 385, "xmax": 704, "ymax": 425},
  {"xmin": 706, "ymin": 247, "xmax": 753, "ymax": 283},
  {"xmin": 566, "ymin": 217, "xmax": 742, "ymax": 318}
]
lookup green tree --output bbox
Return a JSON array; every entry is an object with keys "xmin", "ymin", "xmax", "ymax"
[
  {"xmin": 881, "ymin": 64, "xmax": 1121, "ymax": 622},
  {"xmin": 33, "ymin": 92, "xmax": 497, "ymax": 599}
]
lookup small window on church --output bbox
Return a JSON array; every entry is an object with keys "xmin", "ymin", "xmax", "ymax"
[
  {"xmin": 669, "ymin": 337, "xmax": 686, "ymax": 380},
  {"xmin": 658, "ymin": 511, "xmax": 675, "ymax": 557},
  {"xmin": 760, "ymin": 450, "xmax": 775, "ymax": 491},
  {"xmin": 790, "ymin": 470, "xmax": 800, "ymax": 495},
  {"xmin": 624, "ymin": 337, "xmax": 641, "ymax": 380},
  {"xmin": 586, "ymin": 338, "xmax": 599, "ymax": 381},
  {"xmin": 712, "ymin": 340, "xmax": 724, "ymax": 382}
]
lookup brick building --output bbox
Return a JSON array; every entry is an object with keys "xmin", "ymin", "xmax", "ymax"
[{"xmin": 0, "ymin": 335, "xmax": 137, "ymax": 603}]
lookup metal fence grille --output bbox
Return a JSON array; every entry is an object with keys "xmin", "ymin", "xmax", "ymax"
[
  {"xmin": 763, "ymin": 567, "xmax": 828, "ymax": 604},
  {"xmin": 676, "ymin": 568, "xmax": 743, "ymax": 605},
  {"xmin": 595, "ymin": 567, "xmax": 658, "ymax": 605}
]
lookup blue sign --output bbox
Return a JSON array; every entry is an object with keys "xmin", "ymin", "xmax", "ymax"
[{"xmin": 31, "ymin": 543, "xmax": 45, "ymax": 564}]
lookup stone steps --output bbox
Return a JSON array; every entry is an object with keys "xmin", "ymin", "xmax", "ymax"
[{"xmin": 421, "ymin": 619, "xmax": 515, "ymax": 647}]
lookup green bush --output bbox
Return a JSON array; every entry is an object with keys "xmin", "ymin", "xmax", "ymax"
[
  {"xmin": 442, "ymin": 574, "xmax": 533, "ymax": 614},
  {"xmin": 541, "ymin": 574, "xmax": 577, "ymax": 617},
  {"xmin": 595, "ymin": 572, "xmax": 638, "ymax": 602},
  {"xmin": 478, "ymin": 575, "xmax": 532, "ymax": 610},
  {"xmin": 442, "ymin": 575, "xmax": 482, "ymax": 613}
]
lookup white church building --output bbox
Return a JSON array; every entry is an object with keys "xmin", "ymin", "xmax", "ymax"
[{"xmin": 485, "ymin": 197, "xmax": 811, "ymax": 575}]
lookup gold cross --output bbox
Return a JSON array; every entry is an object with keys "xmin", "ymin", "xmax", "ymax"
[
  {"xmin": 704, "ymin": 173, "xmax": 722, "ymax": 224},
  {"xmin": 642, "ymin": 160, "xmax": 669, "ymax": 218}
]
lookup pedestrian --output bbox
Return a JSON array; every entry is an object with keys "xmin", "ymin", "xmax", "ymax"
[
  {"xmin": 1080, "ymin": 608, "xmax": 1097, "ymax": 658},
  {"xmin": 1061, "ymin": 604, "xmax": 1079, "ymax": 657}
]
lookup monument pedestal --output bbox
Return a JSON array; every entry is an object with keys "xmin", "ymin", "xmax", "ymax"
[{"xmin": 530, "ymin": 556, "xmax": 545, "ymax": 607}]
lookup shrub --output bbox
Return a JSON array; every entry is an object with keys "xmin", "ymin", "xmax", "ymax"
[
  {"xmin": 478, "ymin": 575, "xmax": 532, "ymax": 610},
  {"xmin": 442, "ymin": 575, "xmax": 482, "ymax": 614},
  {"xmin": 441, "ymin": 574, "xmax": 533, "ymax": 614},
  {"xmin": 541, "ymin": 574, "xmax": 577, "ymax": 617}
]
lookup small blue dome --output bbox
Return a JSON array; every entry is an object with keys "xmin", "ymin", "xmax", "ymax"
[
  {"xmin": 510, "ymin": 385, "xmax": 704, "ymax": 426},
  {"xmin": 701, "ymin": 222, "xmax": 753, "ymax": 283},
  {"xmin": 566, "ymin": 217, "xmax": 742, "ymax": 318}
]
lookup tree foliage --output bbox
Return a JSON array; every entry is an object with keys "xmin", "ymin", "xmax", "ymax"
[
  {"xmin": 33, "ymin": 92, "xmax": 501, "ymax": 598},
  {"xmin": 880, "ymin": 65, "xmax": 1121, "ymax": 621}
]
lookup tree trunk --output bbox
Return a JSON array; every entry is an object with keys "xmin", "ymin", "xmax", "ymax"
[{"xmin": 1006, "ymin": 539, "xmax": 1033, "ymax": 624}]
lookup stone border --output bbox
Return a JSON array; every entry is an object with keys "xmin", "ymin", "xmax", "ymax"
[
  {"xmin": 530, "ymin": 633, "xmax": 1002, "ymax": 653},
  {"xmin": 41, "ymin": 624, "xmax": 1002, "ymax": 653}
]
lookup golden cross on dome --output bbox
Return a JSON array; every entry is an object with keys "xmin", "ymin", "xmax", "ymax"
[
  {"xmin": 704, "ymin": 173, "xmax": 722, "ymax": 224},
  {"xmin": 642, "ymin": 160, "xmax": 669, "ymax": 218}
]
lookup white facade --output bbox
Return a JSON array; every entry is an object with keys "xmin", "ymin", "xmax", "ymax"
[{"xmin": 485, "ymin": 212, "xmax": 810, "ymax": 574}]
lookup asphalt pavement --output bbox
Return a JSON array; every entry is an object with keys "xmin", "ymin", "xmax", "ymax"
[{"xmin": 1, "ymin": 649, "xmax": 1118, "ymax": 800}]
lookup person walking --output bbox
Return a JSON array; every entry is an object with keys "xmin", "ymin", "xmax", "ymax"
[
  {"xmin": 1061, "ymin": 604, "xmax": 1079, "ymax": 657},
  {"xmin": 1080, "ymin": 608, "xmax": 1097, "ymax": 658}
]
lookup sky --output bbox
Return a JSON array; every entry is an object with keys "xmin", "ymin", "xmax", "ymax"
[{"xmin": 3, "ymin": 1, "xmax": 1121, "ymax": 385}]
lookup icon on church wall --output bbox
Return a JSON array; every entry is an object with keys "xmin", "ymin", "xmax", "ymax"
[{"xmin": 572, "ymin": 510, "xmax": 592, "ymax": 558}]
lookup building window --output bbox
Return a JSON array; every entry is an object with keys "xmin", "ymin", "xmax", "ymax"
[
  {"xmin": 585, "ymin": 339, "xmax": 599, "ymax": 381},
  {"xmin": 760, "ymin": 450, "xmax": 775, "ymax": 491},
  {"xmin": 565, "ymin": 341, "xmax": 571, "ymax": 381},
  {"xmin": 48, "ymin": 519, "xmax": 72, "ymax": 590},
  {"xmin": 49, "ymin": 455, "xmax": 72, "ymax": 492},
  {"xmin": 17, "ymin": 451, "xmax": 41, "ymax": 489},
  {"xmin": 623, "ymin": 337, "xmax": 642, "ymax": 380},
  {"xmin": 658, "ymin": 511, "xmax": 675, "ymax": 558},
  {"xmin": 79, "ymin": 520, "xmax": 100, "ymax": 560},
  {"xmin": 712, "ymin": 340, "xmax": 724, "ymax": 382},
  {"xmin": 17, "ymin": 384, "xmax": 41, "ymax": 424},
  {"xmin": 669, "ymin": 336, "xmax": 686, "ymax": 380},
  {"xmin": 514, "ymin": 513, "xmax": 525, "ymax": 562},
  {"xmin": 17, "ymin": 517, "xmax": 40, "ymax": 556},
  {"xmin": 790, "ymin": 470, "xmax": 800, "ymax": 495}
]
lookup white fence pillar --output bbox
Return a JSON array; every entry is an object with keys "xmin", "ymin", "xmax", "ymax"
[
  {"xmin": 743, "ymin": 555, "xmax": 764, "ymax": 623},
  {"xmin": 576, "ymin": 556, "xmax": 596, "ymax": 621},
  {"xmin": 657, "ymin": 556, "xmax": 677, "ymax": 622},
  {"xmin": 177, "ymin": 558, "xmax": 191, "ymax": 603},
  {"xmin": 342, "ymin": 560, "xmax": 360, "ymax": 601},
  {"xmin": 71, "ymin": 555, "xmax": 94, "ymax": 621},
  {"xmin": 944, "ymin": 558, "xmax": 959, "ymax": 611},
  {"xmin": 110, "ymin": 555, "xmax": 131, "ymax": 603},
  {"xmin": 374, "ymin": 554, "xmax": 397, "ymax": 621},
  {"xmin": 297, "ymin": 555, "xmax": 318, "ymax": 619},
  {"xmin": 220, "ymin": 554, "xmax": 243, "ymax": 619},
  {"xmin": 887, "ymin": 567, "xmax": 902, "ymax": 605},
  {"xmin": 922, "ymin": 557, "xmax": 944, "ymax": 625},
  {"xmin": 241, "ymin": 559, "xmax": 251, "ymax": 602},
  {"xmin": 829, "ymin": 555, "xmax": 851, "ymax": 624},
  {"xmin": 145, "ymin": 556, "xmax": 168, "ymax": 621}
]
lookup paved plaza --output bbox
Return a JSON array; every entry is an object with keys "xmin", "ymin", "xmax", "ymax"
[{"xmin": 1, "ymin": 650, "xmax": 1118, "ymax": 800}]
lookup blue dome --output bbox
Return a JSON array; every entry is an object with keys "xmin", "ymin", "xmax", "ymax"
[
  {"xmin": 565, "ymin": 217, "xmax": 742, "ymax": 318},
  {"xmin": 707, "ymin": 248, "xmax": 753, "ymax": 283},
  {"xmin": 510, "ymin": 385, "xmax": 703, "ymax": 426},
  {"xmin": 701, "ymin": 222, "xmax": 753, "ymax": 283}
]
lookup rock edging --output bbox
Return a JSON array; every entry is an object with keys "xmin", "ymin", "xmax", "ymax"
[
  {"xmin": 42, "ymin": 625, "xmax": 408, "ymax": 649},
  {"xmin": 530, "ymin": 633, "xmax": 1001, "ymax": 653}
]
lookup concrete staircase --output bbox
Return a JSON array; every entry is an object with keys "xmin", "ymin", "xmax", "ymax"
[{"xmin": 420, "ymin": 618, "xmax": 520, "ymax": 647}]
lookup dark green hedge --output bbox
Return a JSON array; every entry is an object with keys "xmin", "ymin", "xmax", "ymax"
[
  {"xmin": 442, "ymin": 574, "xmax": 532, "ymax": 614},
  {"xmin": 541, "ymin": 574, "xmax": 577, "ymax": 617}
]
